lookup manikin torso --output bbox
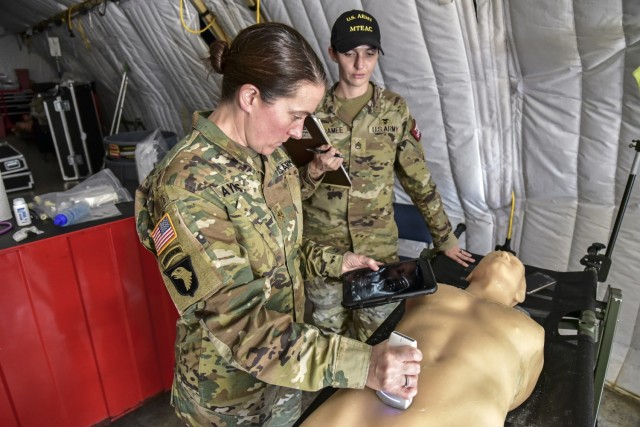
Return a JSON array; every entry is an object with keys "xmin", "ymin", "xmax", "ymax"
[{"xmin": 302, "ymin": 251, "xmax": 545, "ymax": 427}]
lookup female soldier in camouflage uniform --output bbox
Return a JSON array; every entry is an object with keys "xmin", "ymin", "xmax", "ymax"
[
  {"xmin": 135, "ymin": 23, "xmax": 422, "ymax": 426},
  {"xmin": 301, "ymin": 10, "xmax": 475, "ymax": 341}
]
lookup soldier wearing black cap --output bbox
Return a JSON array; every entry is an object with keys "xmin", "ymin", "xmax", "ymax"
[
  {"xmin": 330, "ymin": 9, "xmax": 384, "ymax": 54},
  {"xmin": 301, "ymin": 10, "xmax": 475, "ymax": 341}
]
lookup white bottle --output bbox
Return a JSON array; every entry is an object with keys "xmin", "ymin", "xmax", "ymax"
[{"xmin": 13, "ymin": 197, "xmax": 31, "ymax": 226}]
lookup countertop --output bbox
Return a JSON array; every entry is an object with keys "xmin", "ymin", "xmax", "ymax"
[{"xmin": 0, "ymin": 202, "xmax": 135, "ymax": 250}]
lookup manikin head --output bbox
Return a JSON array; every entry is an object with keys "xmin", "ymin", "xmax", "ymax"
[{"xmin": 465, "ymin": 251, "xmax": 526, "ymax": 307}]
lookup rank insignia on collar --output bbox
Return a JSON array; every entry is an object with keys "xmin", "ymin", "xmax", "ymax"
[{"xmin": 165, "ymin": 256, "xmax": 199, "ymax": 297}]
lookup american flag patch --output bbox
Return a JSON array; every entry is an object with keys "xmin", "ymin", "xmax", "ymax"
[{"xmin": 152, "ymin": 214, "xmax": 177, "ymax": 255}]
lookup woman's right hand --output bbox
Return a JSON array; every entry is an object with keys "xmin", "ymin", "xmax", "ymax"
[
  {"xmin": 365, "ymin": 339, "xmax": 422, "ymax": 399},
  {"xmin": 307, "ymin": 144, "xmax": 344, "ymax": 179}
]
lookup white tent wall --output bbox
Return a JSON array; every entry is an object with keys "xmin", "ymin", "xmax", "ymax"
[
  {"xmin": 2, "ymin": 0, "xmax": 639, "ymax": 399},
  {"xmin": 15, "ymin": 0, "xmax": 226, "ymax": 137},
  {"xmin": 0, "ymin": 35, "xmax": 57, "ymax": 83},
  {"xmin": 1, "ymin": 0, "xmax": 71, "ymax": 36},
  {"xmin": 504, "ymin": 0, "xmax": 640, "ymax": 397}
]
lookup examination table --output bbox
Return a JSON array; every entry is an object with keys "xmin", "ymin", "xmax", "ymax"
[{"xmin": 295, "ymin": 252, "xmax": 622, "ymax": 427}]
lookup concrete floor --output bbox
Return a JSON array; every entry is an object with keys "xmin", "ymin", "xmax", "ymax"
[
  {"xmin": 4, "ymin": 134, "xmax": 640, "ymax": 426},
  {"xmin": 107, "ymin": 392, "xmax": 180, "ymax": 427},
  {"xmin": 598, "ymin": 387, "xmax": 640, "ymax": 427}
]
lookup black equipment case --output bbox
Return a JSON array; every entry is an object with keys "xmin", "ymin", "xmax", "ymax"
[
  {"xmin": 0, "ymin": 141, "xmax": 34, "ymax": 192},
  {"xmin": 42, "ymin": 81, "xmax": 104, "ymax": 181}
]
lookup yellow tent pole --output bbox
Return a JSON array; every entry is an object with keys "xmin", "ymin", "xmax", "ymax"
[{"xmin": 187, "ymin": 0, "xmax": 230, "ymax": 43}]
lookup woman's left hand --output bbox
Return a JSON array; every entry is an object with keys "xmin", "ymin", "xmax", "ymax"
[
  {"xmin": 443, "ymin": 245, "xmax": 475, "ymax": 267},
  {"xmin": 342, "ymin": 251, "xmax": 381, "ymax": 274}
]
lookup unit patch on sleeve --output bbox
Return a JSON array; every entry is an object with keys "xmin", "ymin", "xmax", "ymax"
[
  {"xmin": 410, "ymin": 119, "xmax": 422, "ymax": 142},
  {"xmin": 164, "ymin": 256, "xmax": 199, "ymax": 297},
  {"xmin": 152, "ymin": 213, "xmax": 177, "ymax": 255},
  {"xmin": 161, "ymin": 244, "xmax": 185, "ymax": 270}
]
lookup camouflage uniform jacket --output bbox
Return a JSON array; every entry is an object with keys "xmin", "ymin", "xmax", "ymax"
[
  {"xmin": 135, "ymin": 112, "xmax": 371, "ymax": 416},
  {"xmin": 301, "ymin": 82, "xmax": 457, "ymax": 262}
]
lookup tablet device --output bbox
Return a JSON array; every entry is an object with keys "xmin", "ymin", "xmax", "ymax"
[{"xmin": 341, "ymin": 258, "xmax": 438, "ymax": 310}]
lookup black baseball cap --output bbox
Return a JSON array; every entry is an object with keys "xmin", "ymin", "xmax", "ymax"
[{"xmin": 331, "ymin": 10, "xmax": 384, "ymax": 54}]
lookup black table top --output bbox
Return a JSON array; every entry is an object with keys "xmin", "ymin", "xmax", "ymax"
[{"xmin": 0, "ymin": 201, "xmax": 134, "ymax": 251}]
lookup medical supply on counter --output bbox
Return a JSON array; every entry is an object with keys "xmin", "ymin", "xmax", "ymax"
[
  {"xmin": 12, "ymin": 225, "xmax": 44, "ymax": 242},
  {"xmin": 13, "ymin": 197, "xmax": 31, "ymax": 226},
  {"xmin": 0, "ymin": 221, "xmax": 12, "ymax": 235},
  {"xmin": 53, "ymin": 202, "xmax": 91, "ymax": 226},
  {"xmin": 31, "ymin": 169, "xmax": 132, "ymax": 222}
]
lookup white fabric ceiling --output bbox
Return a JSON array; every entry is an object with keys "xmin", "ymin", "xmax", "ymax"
[{"xmin": 0, "ymin": 0, "xmax": 639, "ymax": 399}]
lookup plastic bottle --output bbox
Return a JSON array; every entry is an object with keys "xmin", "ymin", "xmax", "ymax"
[
  {"xmin": 53, "ymin": 202, "xmax": 91, "ymax": 226},
  {"xmin": 13, "ymin": 197, "xmax": 32, "ymax": 226}
]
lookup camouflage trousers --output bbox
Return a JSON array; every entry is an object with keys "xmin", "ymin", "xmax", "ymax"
[
  {"xmin": 171, "ymin": 377, "xmax": 302, "ymax": 426},
  {"xmin": 304, "ymin": 275, "xmax": 398, "ymax": 342}
]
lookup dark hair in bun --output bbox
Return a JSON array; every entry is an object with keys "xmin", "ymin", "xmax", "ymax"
[{"xmin": 207, "ymin": 22, "xmax": 326, "ymax": 103}]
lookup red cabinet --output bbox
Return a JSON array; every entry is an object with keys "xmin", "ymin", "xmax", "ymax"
[
  {"xmin": 0, "ymin": 89, "xmax": 33, "ymax": 137},
  {"xmin": 0, "ymin": 217, "xmax": 178, "ymax": 426}
]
